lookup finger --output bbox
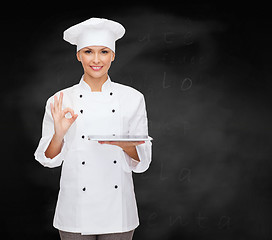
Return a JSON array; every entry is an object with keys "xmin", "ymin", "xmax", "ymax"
[
  {"xmin": 69, "ymin": 113, "xmax": 78, "ymax": 124},
  {"xmin": 99, "ymin": 141, "xmax": 113, "ymax": 145},
  {"xmin": 123, "ymin": 141, "xmax": 139, "ymax": 147},
  {"xmin": 59, "ymin": 92, "xmax": 63, "ymax": 111},
  {"xmin": 54, "ymin": 95, "xmax": 59, "ymax": 112},
  {"xmin": 63, "ymin": 107, "xmax": 75, "ymax": 116},
  {"xmin": 50, "ymin": 102, "xmax": 55, "ymax": 117},
  {"xmin": 131, "ymin": 141, "xmax": 145, "ymax": 146}
]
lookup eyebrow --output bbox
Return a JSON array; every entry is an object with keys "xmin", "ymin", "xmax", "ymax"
[{"xmin": 84, "ymin": 47, "xmax": 109, "ymax": 50}]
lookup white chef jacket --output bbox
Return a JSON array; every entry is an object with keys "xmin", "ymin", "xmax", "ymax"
[{"xmin": 34, "ymin": 75, "xmax": 152, "ymax": 235}]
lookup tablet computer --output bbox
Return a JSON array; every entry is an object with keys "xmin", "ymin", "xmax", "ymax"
[{"xmin": 87, "ymin": 135, "xmax": 153, "ymax": 141}]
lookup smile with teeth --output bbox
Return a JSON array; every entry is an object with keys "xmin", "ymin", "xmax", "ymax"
[{"xmin": 90, "ymin": 66, "xmax": 103, "ymax": 71}]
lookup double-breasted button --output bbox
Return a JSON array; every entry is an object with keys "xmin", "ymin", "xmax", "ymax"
[
  {"xmin": 82, "ymin": 187, "xmax": 86, "ymax": 191},
  {"xmin": 114, "ymin": 185, "xmax": 118, "ymax": 189},
  {"xmin": 113, "ymin": 160, "xmax": 117, "ymax": 164},
  {"xmin": 112, "ymin": 109, "xmax": 115, "ymax": 113},
  {"xmin": 110, "ymin": 92, "xmax": 113, "ymax": 96},
  {"xmin": 82, "ymin": 161, "xmax": 85, "ymax": 165},
  {"xmin": 80, "ymin": 109, "xmax": 83, "ymax": 114},
  {"xmin": 82, "ymin": 135, "xmax": 85, "ymax": 139},
  {"xmin": 79, "ymin": 94, "xmax": 83, "ymax": 98}
]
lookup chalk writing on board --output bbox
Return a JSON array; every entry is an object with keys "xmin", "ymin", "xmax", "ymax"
[
  {"xmin": 162, "ymin": 72, "xmax": 193, "ymax": 91},
  {"xmin": 169, "ymin": 215, "xmax": 188, "ymax": 227},
  {"xmin": 140, "ymin": 160, "xmax": 192, "ymax": 183},
  {"xmin": 184, "ymin": 31, "xmax": 194, "ymax": 45},
  {"xmin": 162, "ymin": 71, "xmax": 171, "ymax": 89},
  {"xmin": 217, "ymin": 216, "xmax": 231, "ymax": 229},
  {"xmin": 167, "ymin": 213, "xmax": 231, "ymax": 229},
  {"xmin": 196, "ymin": 212, "xmax": 209, "ymax": 229},
  {"xmin": 180, "ymin": 77, "xmax": 193, "ymax": 91},
  {"xmin": 163, "ymin": 31, "xmax": 194, "ymax": 45},
  {"xmin": 138, "ymin": 33, "xmax": 151, "ymax": 43},
  {"xmin": 161, "ymin": 54, "xmax": 208, "ymax": 65},
  {"xmin": 178, "ymin": 168, "xmax": 191, "ymax": 182},
  {"xmin": 160, "ymin": 160, "xmax": 169, "ymax": 181},
  {"xmin": 164, "ymin": 32, "xmax": 175, "ymax": 44},
  {"xmin": 148, "ymin": 212, "xmax": 158, "ymax": 227},
  {"xmin": 137, "ymin": 32, "xmax": 194, "ymax": 45}
]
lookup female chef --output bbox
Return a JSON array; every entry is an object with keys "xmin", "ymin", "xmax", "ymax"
[{"xmin": 34, "ymin": 18, "xmax": 152, "ymax": 240}]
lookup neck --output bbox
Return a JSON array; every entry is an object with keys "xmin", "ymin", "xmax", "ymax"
[{"xmin": 83, "ymin": 73, "xmax": 108, "ymax": 92}]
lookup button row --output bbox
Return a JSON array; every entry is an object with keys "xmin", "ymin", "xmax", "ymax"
[
  {"xmin": 82, "ymin": 185, "xmax": 118, "ymax": 192},
  {"xmin": 79, "ymin": 92, "xmax": 113, "ymax": 98},
  {"xmin": 79, "ymin": 109, "xmax": 115, "ymax": 114},
  {"xmin": 80, "ymin": 160, "xmax": 117, "ymax": 165}
]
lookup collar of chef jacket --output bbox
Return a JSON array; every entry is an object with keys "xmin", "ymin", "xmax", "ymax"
[{"xmin": 78, "ymin": 75, "xmax": 112, "ymax": 93}]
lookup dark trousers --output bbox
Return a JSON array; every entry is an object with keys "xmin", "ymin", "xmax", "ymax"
[{"xmin": 59, "ymin": 229, "xmax": 135, "ymax": 240}]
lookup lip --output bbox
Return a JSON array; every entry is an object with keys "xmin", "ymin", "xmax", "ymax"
[{"xmin": 90, "ymin": 66, "xmax": 103, "ymax": 71}]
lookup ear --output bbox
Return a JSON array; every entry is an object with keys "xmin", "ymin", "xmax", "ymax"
[
  {"xmin": 76, "ymin": 51, "xmax": 81, "ymax": 62},
  {"xmin": 111, "ymin": 51, "xmax": 115, "ymax": 62}
]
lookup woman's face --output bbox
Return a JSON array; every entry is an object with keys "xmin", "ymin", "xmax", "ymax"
[{"xmin": 76, "ymin": 46, "xmax": 115, "ymax": 80}]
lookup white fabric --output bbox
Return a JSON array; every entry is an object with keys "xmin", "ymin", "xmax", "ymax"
[
  {"xmin": 63, "ymin": 18, "xmax": 125, "ymax": 52},
  {"xmin": 34, "ymin": 76, "xmax": 152, "ymax": 235}
]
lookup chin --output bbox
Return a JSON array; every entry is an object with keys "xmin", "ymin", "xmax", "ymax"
[{"xmin": 86, "ymin": 71, "xmax": 106, "ymax": 79}]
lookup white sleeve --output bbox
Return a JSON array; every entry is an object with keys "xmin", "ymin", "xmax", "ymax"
[
  {"xmin": 34, "ymin": 96, "xmax": 66, "ymax": 168},
  {"xmin": 122, "ymin": 94, "xmax": 152, "ymax": 173}
]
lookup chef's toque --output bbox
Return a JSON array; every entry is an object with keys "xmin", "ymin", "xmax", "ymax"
[{"xmin": 63, "ymin": 17, "xmax": 125, "ymax": 52}]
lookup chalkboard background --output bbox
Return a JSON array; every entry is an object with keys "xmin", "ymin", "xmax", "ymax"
[{"xmin": 1, "ymin": 3, "xmax": 272, "ymax": 240}]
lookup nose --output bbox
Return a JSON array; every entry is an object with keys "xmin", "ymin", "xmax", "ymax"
[{"xmin": 92, "ymin": 53, "xmax": 100, "ymax": 64}]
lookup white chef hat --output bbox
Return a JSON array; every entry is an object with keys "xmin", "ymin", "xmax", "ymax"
[{"xmin": 63, "ymin": 17, "xmax": 125, "ymax": 52}]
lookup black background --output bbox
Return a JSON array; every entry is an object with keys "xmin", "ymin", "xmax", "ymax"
[{"xmin": 1, "ymin": 2, "xmax": 272, "ymax": 240}]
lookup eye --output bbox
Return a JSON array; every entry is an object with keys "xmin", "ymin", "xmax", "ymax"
[
  {"xmin": 101, "ymin": 50, "xmax": 109, "ymax": 54},
  {"xmin": 84, "ymin": 50, "xmax": 92, "ymax": 54}
]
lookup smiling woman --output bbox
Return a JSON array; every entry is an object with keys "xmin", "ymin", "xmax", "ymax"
[
  {"xmin": 34, "ymin": 17, "xmax": 152, "ymax": 240},
  {"xmin": 76, "ymin": 46, "xmax": 115, "ymax": 92}
]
